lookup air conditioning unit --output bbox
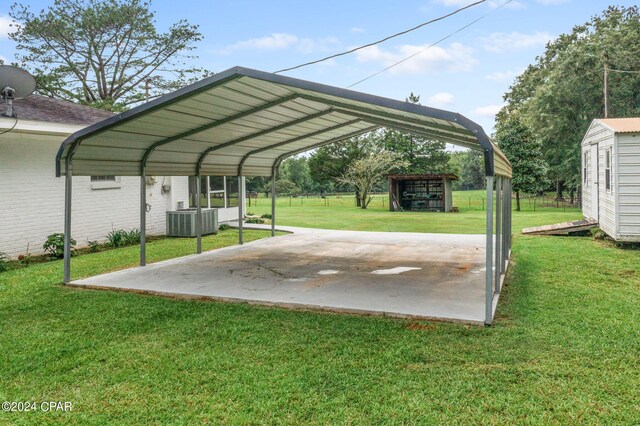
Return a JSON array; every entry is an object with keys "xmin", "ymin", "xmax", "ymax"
[{"xmin": 166, "ymin": 208, "xmax": 218, "ymax": 237}]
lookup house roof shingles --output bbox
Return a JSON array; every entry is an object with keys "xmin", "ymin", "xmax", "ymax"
[{"xmin": 8, "ymin": 95, "xmax": 113, "ymax": 126}]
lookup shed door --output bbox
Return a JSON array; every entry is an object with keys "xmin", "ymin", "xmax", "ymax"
[{"xmin": 591, "ymin": 144, "xmax": 599, "ymax": 221}]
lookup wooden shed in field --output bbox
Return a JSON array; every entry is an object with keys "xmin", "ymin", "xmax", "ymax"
[
  {"xmin": 581, "ymin": 118, "xmax": 640, "ymax": 242},
  {"xmin": 388, "ymin": 174, "xmax": 457, "ymax": 212}
]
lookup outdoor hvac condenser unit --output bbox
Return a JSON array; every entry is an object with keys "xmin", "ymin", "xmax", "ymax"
[{"xmin": 166, "ymin": 208, "xmax": 218, "ymax": 237}]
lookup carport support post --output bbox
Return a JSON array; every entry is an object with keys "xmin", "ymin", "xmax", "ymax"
[
  {"xmin": 63, "ymin": 158, "xmax": 73, "ymax": 284},
  {"xmin": 238, "ymin": 174, "xmax": 244, "ymax": 244},
  {"xmin": 509, "ymin": 180, "xmax": 513, "ymax": 253},
  {"xmin": 494, "ymin": 177, "xmax": 502, "ymax": 294},
  {"xmin": 196, "ymin": 174, "xmax": 202, "ymax": 254},
  {"xmin": 140, "ymin": 172, "xmax": 146, "ymax": 266},
  {"xmin": 271, "ymin": 168, "xmax": 276, "ymax": 237},
  {"xmin": 485, "ymin": 175, "xmax": 494, "ymax": 325},
  {"xmin": 502, "ymin": 179, "xmax": 510, "ymax": 271}
]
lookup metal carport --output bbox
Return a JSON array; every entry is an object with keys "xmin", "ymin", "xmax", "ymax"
[{"xmin": 56, "ymin": 66, "xmax": 512, "ymax": 325}]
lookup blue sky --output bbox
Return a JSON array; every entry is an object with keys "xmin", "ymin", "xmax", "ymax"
[{"xmin": 0, "ymin": 0, "xmax": 636, "ymax": 134}]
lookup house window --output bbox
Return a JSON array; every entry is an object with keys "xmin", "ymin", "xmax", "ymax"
[
  {"xmin": 90, "ymin": 175, "xmax": 120, "ymax": 189},
  {"xmin": 188, "ymin": 176, "xmax": 232, "ymax": 208},
  {"xmin": 583, "ymin": 152, "xmax": 588, "ymax": 185},
  {"xmin": 91, "ymin": 175, "xmax": 116, "ymax": 182},
  {"xmin": 605, "ymin": 148, "xmax": 611, "ymax": 191}
]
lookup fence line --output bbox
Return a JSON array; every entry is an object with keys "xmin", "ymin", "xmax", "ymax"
[{"xmin": 243, "ymin": 192, "xmax": 581, "ymax": 212}]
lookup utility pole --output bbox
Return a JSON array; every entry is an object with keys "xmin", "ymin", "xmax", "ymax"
[
  {"xmin": 145, "ymin": 79, "xmax": 150, "ymax": 103},
  {"xmin": 603, "ymin": 51, "xmax": 610, "ymax": 118}
]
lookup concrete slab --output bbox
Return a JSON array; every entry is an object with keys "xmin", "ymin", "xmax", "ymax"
[{"xmin": 71, "ymin": 229, "xmax": 488, "ymax": 324}]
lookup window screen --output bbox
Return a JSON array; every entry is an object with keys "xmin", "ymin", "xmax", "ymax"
[{"xmin": 91, "ymin": 176, "xmax": 116, "ymax": 182}]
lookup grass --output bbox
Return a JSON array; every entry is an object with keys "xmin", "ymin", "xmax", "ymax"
[
  {"xmin": 2, "ymin": 202, "xmax": 638, "ymax": 423},
  {"xmin": 248, "ymin": 190, "xmax": 581, "ymax": 233}
]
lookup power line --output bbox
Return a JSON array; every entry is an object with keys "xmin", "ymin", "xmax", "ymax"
[
  {"xmin": 348, "ymin": 0, "xmax": 514, "ymax": 88},
  {"xmin": 274, "ymin": 0, "xmax": 486, "ymax": 74}
]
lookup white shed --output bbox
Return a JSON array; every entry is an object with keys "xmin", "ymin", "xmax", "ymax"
[{"xmin": 581, "ymin": 118, "xmax": 640, "ymax": 242}]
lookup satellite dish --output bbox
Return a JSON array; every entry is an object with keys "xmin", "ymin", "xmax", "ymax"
[{"xmin": 0, "ymin": 65, "xmax": 36, "ymax": 100}]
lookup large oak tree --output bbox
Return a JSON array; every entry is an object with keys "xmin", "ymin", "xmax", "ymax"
[
  {"xmin": 498, "ymin": 6, "xmax": 640, "ymax": 198},
  {"xmin": 10, "ymin": 0, "xmax": 206, "ymax": 111}
]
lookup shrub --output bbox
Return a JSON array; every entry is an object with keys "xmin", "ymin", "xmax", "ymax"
[
  {"xmin": 124, "ymin": 228, "xmax": 141, "ymax": 245},
  {"xmin": 0, "ymin": 252, "xmax": 10, "ymax": 272},
  {"xmin": 43, "ymin": 233, "xmax": 76, "ymax": 259},
  {"xmin": 107, "ymin": 228, "xmax": 140, "ymax": 247},
  {"xmin": 88, "ymin": 240, "xmax": 100, "ymax": 252},
  {"xmin": 218, "ymin": 223, "xmax": 232, "ymax": 231},
  {"xmin": 245, "ymin": 218, "xmax": 265, "ymax": 224},
  {"xmin": 107, "ymin": 229, "xmax": 126, "ymax": 247},
  {"xmin": 18, "ymin": 243, "xmax": 32, "ymax": 266},
  {"xmin": 246, "ymin": 212, "xmax": 255, "ymax": 216},
  {"xmin": 18, "ymin": 254, "xmax": 32, "ymax": 267},
  {"xmin": 260, "ymin": 213, "xmax": 272, "ymax": 219}
]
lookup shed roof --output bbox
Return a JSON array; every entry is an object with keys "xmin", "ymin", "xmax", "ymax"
[
  {"xmin": 598, "ymin": 117, "xmax": 640, "ymax": 133},
  {"xmin": 10, "ymin": 95, "xmax": 114, "ymax": 126},
  {"xmin": 387, "ymin": 174, "xmax": 459, "ymax": 181},
  {"xmin": 56, "ymin": 66, "xmax": 511, "ymax": 178}
]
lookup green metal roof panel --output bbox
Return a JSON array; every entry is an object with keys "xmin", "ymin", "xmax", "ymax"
[{"xmin": 56, "ymin": 66, "xmax": 511, "ymax": 178}]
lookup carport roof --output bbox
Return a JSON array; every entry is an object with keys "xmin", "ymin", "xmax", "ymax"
[{"xmin": 56, "ymin": 66, "xmax": 511, "ymax": 178}]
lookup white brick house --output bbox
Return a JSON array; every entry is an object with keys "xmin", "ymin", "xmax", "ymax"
[{"xmin": 0, "ymin": 96, "xmax": 243, "ymax": 258}]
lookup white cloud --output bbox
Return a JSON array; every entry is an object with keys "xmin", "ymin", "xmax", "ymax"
[
  {"xmin": 218, "ymin": 33, "xmax": 339, "ymax": 55},
  {"xmin": 0, "ymin": 15, "xmax": 13, "ymax": 39},
  {"xmin": 481, "ymin": 31, "xmax": 553, "ymax": 53},
  {"xmin": 351, "ymin": 27, "xmax": 365, "ymax": 33},
  {"xmin": 428, "ymin": 92, "xmax": 455, "ymax": 107},
  {"xmin": 484, "ymin": 69, "xmax": 520, "ymax": 82},
  {"xmin": 474, "ymin": 104, "xmax": 503, "ymax": 117},
  {"xmin": 355, "ymin": 42, "xmax": 477, "ymax": 75}
]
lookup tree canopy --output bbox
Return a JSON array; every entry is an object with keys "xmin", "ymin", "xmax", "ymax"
[
  {"xmin": 497, "ymin": 5, "xmax": 640, "ymax": 195},
  {"xmin": 9, "ymin": 0, "xmax": 206, "ymax": 111},
  {"xmin": 448, "ymin": 151, "xmax": 485, "ymax": 191},
  {"xmin": 308, "ymin": 134, "xmax": 374, "ymax": 193},
  {"xmin": 379, "ymin": 93, "xmax": 450, "ymax": 175},
  {"xmin": 336, "ymin": 151, "xmax": 407, "ymax": 209},
  {"xmin": 495, "ymin": 115, "xmax": 549, "ymax": 210}
]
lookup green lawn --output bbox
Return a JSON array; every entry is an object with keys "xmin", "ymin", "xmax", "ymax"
[
  {"xmin": 248, "ymin": 190, "xmax": 581, "ymax": 234},
  {"xmin": 2, "ymin": 205, "xmax": 638, "ymax": 424}
]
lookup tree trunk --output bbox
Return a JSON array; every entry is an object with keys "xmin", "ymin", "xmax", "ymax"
[
  {"xmin": 516, "ymin": 190, "xmax": 521, "ymax": 212},
  {"xmin": 355, "ymin": 189, "xmax": 361, "ymax": 207},
  {"xmin": 569, "ymin": 189, "xmax": 575, "ymax": 206},
  {"xmin": 555, "ymin": 180, "xmax": 564, "ymax": 200}
]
